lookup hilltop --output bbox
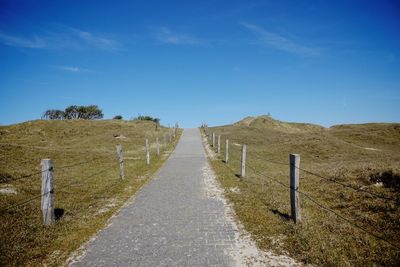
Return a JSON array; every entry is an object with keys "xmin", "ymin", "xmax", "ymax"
[
  {"xmin": 206, "ymin": 116, "xmax": 400, "ymax": 266},
  {"xmin": 232, "ymin": 115, "xmax": 400, "ymax": 152},
  {"xmin": 234, "ymin": 115, "xmax": 324, "ymax": 133}
]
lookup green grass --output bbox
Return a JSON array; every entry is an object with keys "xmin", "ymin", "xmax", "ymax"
[
  {"xmin": 0, "ymin": 119, "xmax": 181, "ymax": 266},
  {"xmin": 204, "ymin": 115, "xmax": 400, "ymax": 266}
]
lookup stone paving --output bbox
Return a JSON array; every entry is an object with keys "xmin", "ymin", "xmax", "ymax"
[{"xmin": 70, "ymin": 129, "xmax": 240, "ymax": 266}]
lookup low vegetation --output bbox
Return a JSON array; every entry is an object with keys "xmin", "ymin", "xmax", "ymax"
[
  {"xmin": 204, "ymin": 115, "xmax": 400, "ymax": 266},
  {"xmin": 112, "ymin": 115, "xmax": 123, "ymax": 120},
  {"xmin": 133, "ymin": 115, "xmax": 160, "ymax": 124},
  {"xmin": 42, "ymin": 105, "xmax": 103, "ymax": 120},
  {"xmin": 0, "ymin": 119, "xmax": 181, "ymax": 266}
]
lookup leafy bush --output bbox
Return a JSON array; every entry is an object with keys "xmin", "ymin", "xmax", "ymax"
[
  {"xmin": 133, "ymin": 115, "xmax": 160, "ymax": 124},
  {"xmin": 113, "ymin": 115, "xmax": 123, "ymax": 120},
  {"xmin": 42, "ymin": 105, "xmax": 103, "ymax": 120},
  {"xmin": 42, "ymin": 109, "xmax": 65, "ymax": 120}
]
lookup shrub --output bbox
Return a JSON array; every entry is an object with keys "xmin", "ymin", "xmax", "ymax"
[
  {"xmin": 42, "ymin": 105, "xmax": 103, "ymax": 120},
  {"xmin": 42, "ymin": 109, "xmax": 65, "ymax": 120},
  {"xmin": 133, "ymin": 115, "xmax": 160, "ymax": 124}
]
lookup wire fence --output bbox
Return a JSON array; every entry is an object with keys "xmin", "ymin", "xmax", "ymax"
[
  {"xmin": 203, "ymin": 129, "xmax": 400, "ymax": 251},
  {"xmin": 1, "ymin": 129, "xmax": 179, "ymax": 221}
]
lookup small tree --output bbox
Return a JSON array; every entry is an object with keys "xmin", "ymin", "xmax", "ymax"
[
  {"xmin": 113, "ymin": 115, "xmax": 123, "ymax": 120},
  {"xmin": 84, "ymin": 105, "xmax": 103, "ymax": 120},
  {"xmin": 42, "ymin": 109, "xmax": 64, "ymax": 120},
  {"xmin": 54, "ymin": 110, "xmax": 64, "ymax": 120},
  {"xmin": 64, "ymin": 105, "xmax": 79, "ymax": 119},
  {"xmin": 42, "ymin": 105, "xmax": 103, "ymax": 120},
  {"xmin": 42, "ymin": 110, "xmax": 51, "ymax": 120}
]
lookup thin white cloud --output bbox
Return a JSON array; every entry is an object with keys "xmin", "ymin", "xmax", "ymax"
[
  {"xmin": 0, "ymin": 32, "xmax": 46, "ymax": 48},
  {"xmin": 53, "ymin": 65, "xmax": 92, "ymax": 73},
  {"xmin": 0, "ymin": 27, "xmax": 121, "ymax": 51},
  {"xmin": 69, "ymin": 28, "xmax": 121, "ymax": 51},
  {"xmin": 154, "ymin": 27, "xmax": 204, "ymax": 45},
  {"xmin": 240, "ymin": 22, "xmax": 319, "ymax": 56}
]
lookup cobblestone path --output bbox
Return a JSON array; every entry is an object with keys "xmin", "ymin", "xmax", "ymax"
[{"xmin": 71, "ymin": 129, "xmax": 240, "ymax": 266}]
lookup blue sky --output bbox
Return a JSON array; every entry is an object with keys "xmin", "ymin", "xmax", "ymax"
[{"xmin": 0, "ymin": 0, "xmax": 399, "ymax": 128}]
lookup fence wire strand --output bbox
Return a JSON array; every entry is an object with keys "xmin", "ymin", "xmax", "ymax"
[
  {"xmin": 2, "ymin": 163, "xmax": 116, "ymax": 212},
  {"xmin": 1, "ymin": 168, "xmax": 51, "ymax": 183},
  {"xmin": 204, "ymin": 133, "xmax": 400, "ymax": 251},
  {"xmin": 246, "ymin": 161, "xmax": 400, "ymax": 250},
  {"xmin": 293, "ymin": 165, "xmax": 399, "ymax": 203}
]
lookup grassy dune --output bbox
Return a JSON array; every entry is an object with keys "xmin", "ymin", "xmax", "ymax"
[
  {"xmin": 205, "ymin": 115, "xmax": 400, "ymax": 266},
  {"xmin": 0, "ymin": 119, "xmax": 180, "ymax": 266}
]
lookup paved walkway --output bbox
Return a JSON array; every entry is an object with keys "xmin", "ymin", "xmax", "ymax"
[{"xmin": 71, "ymin": 129, "xmax": 239, "ymax": 266}]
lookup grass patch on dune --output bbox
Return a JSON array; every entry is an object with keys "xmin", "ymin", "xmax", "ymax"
[
  {"xmin": 204, "ymin": 116, "xmax": 400, "ymax": 266},
  {"xmin": 0, "ymin": 119, "xmax": 181, "ymax": 266}
]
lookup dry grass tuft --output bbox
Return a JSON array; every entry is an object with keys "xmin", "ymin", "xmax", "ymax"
[
  {"xmin": 0, "ymin": 119, "xmax": 181, "ymax": 266},
  {"xmin": 204, "ymin": 116, "xmax": 400, "ymax": 266}
]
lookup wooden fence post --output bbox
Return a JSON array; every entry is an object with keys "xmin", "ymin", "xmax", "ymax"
[
  {"xmin": 41, "ymin": 159, "xmax": 55, "ymax": 225},
  {"xmin": 146, "ymin": 139, "xmax": 150, "ymax": 165},
  {"xmin": 241, "ymin": 144, "xmax": 246, "ymax": 178},
  {"xmin": 116, "ymin": 144, "xmax": 124, "ymax": 178},
  {"xmin": 217, "ymin": 135, "xmax": 221, "ymax": 154},
  {"xmin": 290, "ymin": 154, "xmax": 301, "ymax": 223},
  {"xmin": 174, "ymin": 122, "xmax": 178, "ymax": 136},
  {"xmin": 212, "ymin": 133, "xmax": 215, "ymax": 147},
  {"xmin": 156, "ymin": 137, "xmax": 160, "ymax": 156},
  {"xmin": 225, "ymin": 139, "xmax": 229, "ymax": 163}
]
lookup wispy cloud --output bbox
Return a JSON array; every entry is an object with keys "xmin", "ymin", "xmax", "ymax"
[
  {"xmin": 68, "ymin": 27, "xmax": 121, "ymax": 51},
  {"xmin": 240, "ymin": 22, "xmax": 319, "ymax": 56},
  {"xmin": 0, "ymin": 32, "xmax": 47, "ymax": 48},
  {"xmin": 53, "ymin": 65, "xmax": 92, "ymax": 73},
  {"xmin": 0, "ymin": 27, "xmax": 121, "ymax": 51},
  {"xmin": 154, "ymin": 27, "xmax": 205, "ymax": 45}
]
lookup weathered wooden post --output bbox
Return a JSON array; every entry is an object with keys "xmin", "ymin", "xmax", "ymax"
[
  {"xmin": 156, "ymin": 137, "xmax": 160, "ymax": 156},
  {"xmin": 116, "ymin": 144, "xmax": 124, "ymax": 178},
  {"xmin": 174, "ymin": 122, "xmax": 179, "ymax": 136},
  {"xmin": 290, "ymin": 154, "xmax": 301, "ymax": 223},
  {"xmin": 217, "ymin": 135, "xmax": 221, "ymax": 154},
  {"xmin": 225, "ymin": 139, "xmax": 229, "ymax": 163},
  {"xmin": 41, "ymin": 159, "xmax": 55, "ymax": 225},
  {"xmin": 146, "ymin": 139, "xmax": 150, "ymax": 165},
  {"xmin": 203, "ymin": 123, "xmax": 207, "ymax": 136},
  {"xmin": 241, "ymin": 144, "xmax": 246, "ymax": 178},
  {"xmin": 212, "ymin": 133, "xmax": 215, "ymax": 147}
]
